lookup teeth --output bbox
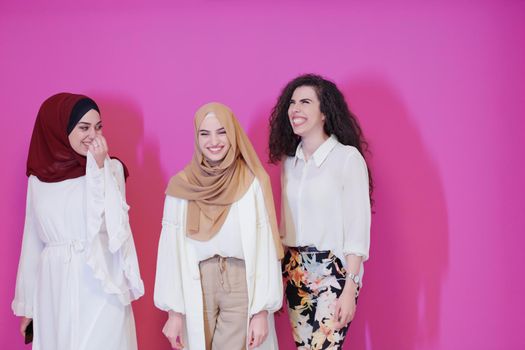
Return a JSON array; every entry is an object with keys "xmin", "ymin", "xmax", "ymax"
[{"xmin": 292, "ymin": 117, "xmax": 307, "ymax": 126}]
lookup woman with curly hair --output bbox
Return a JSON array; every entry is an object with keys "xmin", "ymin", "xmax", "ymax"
[{"xmin": 269, "ymin": 74, "xmax": 372, "ymax": 349}]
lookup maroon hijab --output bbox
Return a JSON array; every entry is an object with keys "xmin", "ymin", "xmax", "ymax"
[{"xmin": 26, "ymin": 93, "xmax": 128, "ymax": 182}]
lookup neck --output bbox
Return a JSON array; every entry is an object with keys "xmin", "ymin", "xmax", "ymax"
[{"xmin": 301, "ymin": 132, "xmax": 329, "ymax": 160}]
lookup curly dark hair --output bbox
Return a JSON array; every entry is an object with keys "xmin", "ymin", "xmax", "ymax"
[{"xmin": 268, "ymin": 73, "xmax": 374, "ymax": 202}]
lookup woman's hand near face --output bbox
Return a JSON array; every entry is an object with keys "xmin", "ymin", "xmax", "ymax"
[
  {"xmin": 163, "ymin": 311, "xmax": 185, "ymax": 349},
  {"xmin": 20, "ymin": 317, "xmax": 32, "ymax": 338},
  {"xmin": 248, "ymin": 310, "xmax": 269, "ymax": 349},
  {"xmin": 88, "ymin": 135, "xmax": 108, "ymax": 169}
]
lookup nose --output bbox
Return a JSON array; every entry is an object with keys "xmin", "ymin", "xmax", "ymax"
[
  {"xmin": 87, "ymin": 127, "xmax": 97, "ymax": 139},
  {"xmin": 210, "ymin": 132, "xmax": 219, "ymax": 145},
  {"xmin": 292, "ymin": 103, "xmax": 301, "ymax": 114}
]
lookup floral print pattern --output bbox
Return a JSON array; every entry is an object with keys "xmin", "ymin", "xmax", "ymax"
[{"xmin": 283, "ymin": 248, "xmax": 354, "ymax": 350}]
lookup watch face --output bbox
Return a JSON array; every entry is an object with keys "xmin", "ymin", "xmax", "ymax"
[{"xmin": 347, "ymin": 273, "xmax": 360, "ymax": 284}]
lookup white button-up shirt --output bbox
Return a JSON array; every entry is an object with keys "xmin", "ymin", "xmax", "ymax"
[{"xmin": 281, "ymin": 135, "xmax": 371, "ymax": 272}]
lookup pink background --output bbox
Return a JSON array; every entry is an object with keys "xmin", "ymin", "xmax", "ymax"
[{"xmin": 1, "ymin": 0, "xmax": 524, "ymax": 349}]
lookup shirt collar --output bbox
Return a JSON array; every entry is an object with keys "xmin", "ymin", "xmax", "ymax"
[{"xmin": 293, "ymin": 134, "xmax": 338, "ymax": 167}]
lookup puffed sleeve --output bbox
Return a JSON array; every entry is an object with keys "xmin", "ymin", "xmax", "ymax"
[
  {"xmin": 154, "ymin": 195, "xmax": 186, "ymax": 314},
  {"xmin": 249, "ymin": 180, "xmax": 283, "ymax": 316},
  {"xmin": 85, "ymin": 153, "xmax": 144, "ymax": 305},
  {"xmin": 12, "ymin": 177, "xmax": 44, "ymax": 317},
  {"xmin": 342, "ymin": 149, "xmax": 371, "ymax": 261}
]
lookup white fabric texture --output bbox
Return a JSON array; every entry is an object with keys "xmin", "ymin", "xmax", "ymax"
[
  {"xmin": 281, "ymin": 135, "xmax": 371, "ymax": 280},
  {"xmin": 154, "ymin": 178, "xmax": 282, "ymax": 350},
  {"xmin": 12, "ymin": 152, "xmax": 144, "ymax": 350},
  {"xmin": 187, "ymin": 202, "xmax": 244, "ymax": 262}
]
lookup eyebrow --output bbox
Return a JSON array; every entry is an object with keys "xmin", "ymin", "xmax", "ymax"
[
  {"xmin": 77, "ymin": 121, "xmax": 102, "ymax": 126},
  {"xmin": 199, "ymin": 127, "xmax": 226, "ymax": 132},
  {"xmin": 290, "ymin": 98, "xmax": 313, "ymax": 102}
]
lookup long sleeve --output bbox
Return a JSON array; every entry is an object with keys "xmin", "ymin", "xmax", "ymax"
[
  {"xmin": 249, "ymin": 181, "xmax": 283, "ymax": 316},
  {"xmin": 342, "ymin": 150, "xmax": 371, "ymax": 261},
  {"xmin": 108, "ymin": 158, "xmax": 145, "ymax": 301},
  {"xmin": 85, "ymin": 153, "xmax": 144, "ymax": 304},
  {"xmin": 12, "ymin": 178, "xmax": 44, "ymax": 317},
  {"xmin": 154, "ymin": 195, "xmax": 186, "ymax": 314}
]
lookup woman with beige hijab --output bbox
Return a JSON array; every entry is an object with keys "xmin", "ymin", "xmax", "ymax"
[{"xmin": 154, "ymin": 102, "xmax": 283, "ymax": 350}]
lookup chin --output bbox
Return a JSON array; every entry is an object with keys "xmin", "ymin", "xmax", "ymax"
[
  {"xmin": 292, "ymin": 128, "xmax": 306, "ymax": 137},
  {"xmin": 73, "ymin": 147, "xmax": 89, "ymax": 157},
  {"xmin": 204, "ymin": 153, "xmax": 227, "ymax": 164}
]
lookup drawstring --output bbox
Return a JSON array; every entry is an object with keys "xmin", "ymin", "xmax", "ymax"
[
  {"xmin": 215, "ymin": 256, "xmax": 230, "ymax": 293},
  {"xmin": 46, "ymin": 240, "xmax": 86, "ymax": 263}
]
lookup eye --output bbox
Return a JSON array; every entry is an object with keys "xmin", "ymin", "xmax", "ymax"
[
  {"xmin": 199, "ymin": 131, "xmax": 209, "ymax": 136},
  {"xmin": 79, "ymin": 126, "xmax": 89, "ymax": 131},
  {"xmin": 95, "ymin": 124, "xmax": 103, "ymax": 131},
  {"xmin": 218, "ymin": 130, "xmax": 227, "ymax": 135}
]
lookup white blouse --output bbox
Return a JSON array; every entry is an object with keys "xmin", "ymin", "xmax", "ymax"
[
  {"xmin": 281, "ymin": 135, "xmax": 371, "ymax": 273},
  {"xmin": 187, "ymin": 204, "xmax": 244, "ymax": 262},
  {"xmin": 12, "ymin": 153, "xmax": 144, "ymax": 350}
]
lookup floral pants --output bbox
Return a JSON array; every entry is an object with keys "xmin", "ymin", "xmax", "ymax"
[{"xmin": 282, "ymin": 247, "xmax": 354, "ymax": 350}]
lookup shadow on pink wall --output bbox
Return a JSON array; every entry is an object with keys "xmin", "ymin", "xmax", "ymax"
[
  {"xmin": 247, "ymin": 78, "xmax": 450, "ymax": 349},
  {"xmin": 344, "ymin": 78, "xmax": 449, "ymax": 349},
  {"xmin": 93, "ymin": 94, "xmax": 168, "ymax": 350}
]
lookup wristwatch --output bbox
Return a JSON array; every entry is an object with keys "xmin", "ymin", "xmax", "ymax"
[{"xmin": 346, "ymin": 272, "xmax": 360, "ymax": 286}]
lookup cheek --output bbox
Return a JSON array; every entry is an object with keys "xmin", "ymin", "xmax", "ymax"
[
  {"xmin": 220, "ymin": 136, "xmax": 230, "ymax": 149},
  {"xmin": 311, "ymin": 108, "xmax": 323, "ymax": 123},
  {"xmin": 198, "ymin": 137, "xmax": 207, "ymax": 152},
  {"xmin": 69, "ymin": 132, "xmax": 82, "ymax": 145}
]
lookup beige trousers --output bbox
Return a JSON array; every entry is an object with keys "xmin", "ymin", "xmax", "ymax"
[{"xmin": 199, "ymin": 256, "xmax": 249, "ymax": 350}]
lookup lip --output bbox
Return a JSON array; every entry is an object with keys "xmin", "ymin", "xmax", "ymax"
[
  {"xmin": 206, "ymin": 145, "xmax": 224, "ymax": 154},
  {"xmin": 291, "ymin": 116, "xmax": 307, "ymax": 126}
]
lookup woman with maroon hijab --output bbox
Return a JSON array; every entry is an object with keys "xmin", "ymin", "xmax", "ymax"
[{"xmin": 12, "ymin": 93, "xmax": 144, "ymax": 350}]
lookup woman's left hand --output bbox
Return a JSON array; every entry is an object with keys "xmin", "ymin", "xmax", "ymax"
[
  {"xmin": 333, "ymin": 284, "xmax": 357, "ymax": 330},
  {"xmin": 248, "ymin": 310, "xmax": 268, "ymax": 349},
  {"xmin": 88, "ymin": 135, "xmax": 109, "ymax": 169}
]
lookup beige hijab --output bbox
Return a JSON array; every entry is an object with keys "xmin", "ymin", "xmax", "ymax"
[{"xmin": 166, "ymin": 102, "xmax": 284, "ymax": 259}]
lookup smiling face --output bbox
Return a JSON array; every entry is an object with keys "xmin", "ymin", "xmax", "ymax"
[
  {"xmin": 198, "ymin": 113, "xmax": 231, "ymax": 166},
  {"xmin": 288, "ymin": 85, "xmax": 326, "ymax": 139},
  {"xmin": 67, "ymin": 109, "xmax": 102, "ymax": 156}
]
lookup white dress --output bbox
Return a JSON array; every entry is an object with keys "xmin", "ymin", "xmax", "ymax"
[{"xmin": 12, "ymin": 153, "xmax": 144, "ymax": 350}]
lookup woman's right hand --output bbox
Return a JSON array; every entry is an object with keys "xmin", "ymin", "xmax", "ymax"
[
  {"xmin": 88, "ymin": 135, "xmax": 109, "ymax": 169},
  {"xmin": 20, "ymin": 317, "xmax": 32, "ymax": 337},
  {"xmin": 162, "ymin": 311, "xmax": 185, "ymax": 349}
]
